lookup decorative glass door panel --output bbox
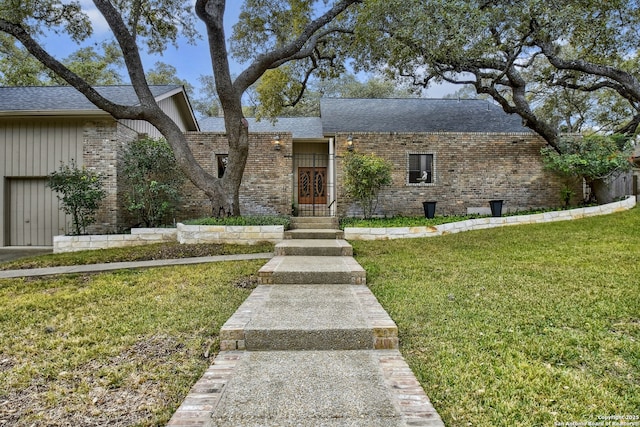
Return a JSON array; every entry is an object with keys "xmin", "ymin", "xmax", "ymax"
[{"xmin": 298, "ymin": 167, "xmax": 327, "ymax": 204}]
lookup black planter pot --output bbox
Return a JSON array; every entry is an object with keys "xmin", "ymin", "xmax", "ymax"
[
  {"xmin": 489, "ymin": 200, "xmax": 503, "ymax": 217},
  {"xmin": 423, "ymin": 201, "xmax": 437, "ymax": 219}
]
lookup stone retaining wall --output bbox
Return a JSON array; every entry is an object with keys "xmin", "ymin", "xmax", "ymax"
[
  {"xmin": 344, "ymin": 196, "xmax": 636, "ymax": 241},
  {"xmin": 177, "ymin": 224, "xmax": 285, "ymax": 245},
  {"xmin": 54, "ymin": 197, "xmax": 635, "ymax": 252},
  {"xmin": 53, "ymin": 224, "xmax": 285, "ymax": 253},
  {"xmin": 53, "ymin": 228, "xmax": 178, "ymax": 253}
]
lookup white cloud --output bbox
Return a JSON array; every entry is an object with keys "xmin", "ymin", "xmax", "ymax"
[{"xmin": 77, "ymin": 0, "xmax": 111, "ymax": 35}]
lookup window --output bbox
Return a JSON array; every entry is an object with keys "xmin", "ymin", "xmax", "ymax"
[
  {"xmin": 408, "ymin": 153, "xmax": 434, "ymax": 184},
  {"xmin": 217, "ymin": 154, "xmax": 228, "ymax": 178}
]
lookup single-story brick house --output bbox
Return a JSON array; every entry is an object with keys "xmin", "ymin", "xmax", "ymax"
[
  {"xmin": 1, "ymin": 85, "xmax": 577, "ymax": 246},
  {"xmin": 0, "ymin": 85, "xmax": 198, "ymax": 246},
  {"xmin": 196, "ymin": 98, "xmax": 576, "ymax": 219}
]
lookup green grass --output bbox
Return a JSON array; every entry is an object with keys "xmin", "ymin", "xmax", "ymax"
[
  {"xmin": 0, "ymin": 241, "xmax": 274, "ymax": 270},
  {"xmin": 184, "ymin": 215, "xmax": 291, "ymax": 228},
  {"xmin": 339, "ymin": 205, "xmax": 597, "ymax": 229},
  {"xmin": 2, "ymin": 208, "xmax": 638, "ymax": 426},
  {"xmin": 0, "ymin": 260, "xmax": 263, "ymax": 426},
  {"xmin": 353, "ymin": 207, "xmax": 640, "ymax": 427}
]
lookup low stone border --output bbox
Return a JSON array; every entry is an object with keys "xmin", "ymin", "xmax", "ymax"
[
  {"xmin": 344, "ymin": 196, "xmax": 637, "ymax": 241},
  {"xmin": 54, "ymin": 197, "xmax": 635, "ymax": 251},
  {"xmin": 177, "ymin": 224, "xmax": 284, "ymax": 245},
  {"xmin": 53, "ymin": 228, "xmax": 177, "ymax": 253},
  {"xmin": 53, "ymin": 224, "xmax": 285, "ymax": 253}
]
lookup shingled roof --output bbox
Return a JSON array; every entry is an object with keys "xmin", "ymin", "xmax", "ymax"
[
  {"xmin": 201, "ymin": 98, "xmax": 531, "ymax": 137},
  {"xmin": 0, "ymin": 85, "xmax": 184, "ymax": 113},
  {"xmin": 199, "ymin": 117, "xmax": 325, "ymax": 139},
  {"xmin": 320, "ymin": 98, "xmax": 531, "ymax": 133}
]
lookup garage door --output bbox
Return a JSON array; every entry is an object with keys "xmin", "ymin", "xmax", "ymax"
[{"xmin": 5, "ymin": 178, "xmax": 67, "ymax": 246}]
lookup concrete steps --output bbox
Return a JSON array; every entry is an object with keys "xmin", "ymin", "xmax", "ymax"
[
  {"xmin": 173, "ymin": 349, "xmax": 444, "ymax": 426},
  {"xmin": 290, "ymin": 216, "xmax": 339, "ymax": 230},
  {"xmin": 275, "ymin": 239, "xmax": 353, "ymax": 257},
  {"xmin": 257, "ymin": 255, "xmax": 365, "ymax": 285},
  {"xmin": 285, "ymin": 228, "xmax": 344, "ymax": 239},
  {"xmin": 220, "ymin": 285, "xmax": 398, "ymax": 351},
  {"xmin": 285, "ymin": 216, "xmax": 343, "ymax": 239},
  {"xmin": 167, "ymin": 214, "xmax": 443, "ymax": 426}
]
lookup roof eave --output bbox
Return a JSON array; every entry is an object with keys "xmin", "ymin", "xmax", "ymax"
[{"xmin": 0, "ymin": 110, "xmax": 111, "ymax": 117}]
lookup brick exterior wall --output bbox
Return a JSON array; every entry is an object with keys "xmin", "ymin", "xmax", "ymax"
[
  {"xmin": 179, "ymin": 132, "xmax": 293, "ymax": 220},
  {"xmin": 85, "ymin": 123, "xmax": 579, "ymax": 228},
  {"xmin": 83, "ymin": 119, "xmax": 138, "ymax": 233},
  {"xmin": 333, "ymin": 132, "xmax": 581, "ymax": 217}
]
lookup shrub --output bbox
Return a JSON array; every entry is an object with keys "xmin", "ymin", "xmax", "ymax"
[
  {"xmin": 541, "ymin": 134, "xmax": 633, "ymax": 203},
  {"xmin": 47, "ymin": 160, "xmax": 106, "ymax": 235},
  {"xmin": 121, "ymin": 137, "xmax": 186, "ymax": 227},
  {"xmin": 342, "ymin": 152, "xmax": 393, "ymax": 218},
  {"xmin": 184, "ymin": 215, "xmax": 291, "ymax": 229}
]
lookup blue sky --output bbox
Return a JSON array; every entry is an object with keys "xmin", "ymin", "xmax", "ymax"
[
  {"xmin": 42, "ymin": 1, "xmax": 454, "ymax": 97},
  {"xmin": 43, "ymin": 1, "xmax": 245, "ymax": 88}
]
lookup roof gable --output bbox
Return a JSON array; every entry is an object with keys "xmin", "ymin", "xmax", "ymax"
[
  {"xmin": 0, "ymin": 85, "xmax": 199, "ymax": 131},
  {"xmin": 0, "ymin": 85, "xmax": 180, "ymax": 113},
  {"xmin": 320, "ymin": 98, "xmax": 531, "ymax": 133}
]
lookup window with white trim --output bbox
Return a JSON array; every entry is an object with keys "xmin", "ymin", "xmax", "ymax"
[
  {"xmin": 217, "ymin": 154, "xmax": 228, "ymax": 178},
  {"xmin": 408, "ymin": 153, "xmax": 434, "ymax": 184}
]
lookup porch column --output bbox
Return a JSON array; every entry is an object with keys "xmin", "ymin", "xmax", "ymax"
[{"xmin": 328, "ymin": 137, "xmax": 336, "ymax": 217}]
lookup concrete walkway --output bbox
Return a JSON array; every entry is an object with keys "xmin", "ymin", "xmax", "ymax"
[
  {"xmin": 168, "ymin": 218, "xmax": 444, "ymax": 427},
  {"xmin": 0, "ymin": 253, "xmax": 273, "ymax": 279},
  {"xmin": 0, "ymin": 223, "xmax": 444, "ymax": 426}
]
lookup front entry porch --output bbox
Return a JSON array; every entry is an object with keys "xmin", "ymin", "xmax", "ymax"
[{"xmin": 293, "ymin": 150, "xmax": 336, "ymax": 217}]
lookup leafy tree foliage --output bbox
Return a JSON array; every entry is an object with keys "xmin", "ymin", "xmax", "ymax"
[
  {"xmin": 324, "ymin": 74, "xmax": 411, "ymax": 99},
  {"xmin": 252, "ymin": 72, "xmax": 414, "ymax": 118},
  {"xmin": 190, "ymin": 75, "xmax": 221, "ymax": 118},
  {"xmin": 541, "ymin": 134, "xmax": 634, "ymax": 203},
  {"xmin": 59, "ymin": 41, "xmax": 124, "ymax": 85},
  {"xmin": 0, "ymin": 33, "xmax": 52, "ymax": 84},
  {"xmin": 0, "ymin": 0, "xmax": 360, "ymax": 216},
  {"xmin": 231, "ymin": 0, "xmax": 359, "ymax": 119},
  {"xmin": 342, "ymin": 152, "xmax": 392, "ymax": 218},
  {"xmin": 121, "ymin": 137, "xmax": 186, "ymax": 227},
  {"xmin": 353, "ymin": 0, "xmax": 640, "ymax": 150},
  {"xmin": 0, "ymin": 36, "xmax": 124, "ymax": 85},
  {"xmin": 146, "ymin": 61, "xmax": 193, "ymax": 90},
  {"xmin": 47, "ymin": 160, "xmax": 106, "ymax": 235}
]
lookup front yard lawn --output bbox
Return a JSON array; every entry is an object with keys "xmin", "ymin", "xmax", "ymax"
[
  {"xmin": 1, "ymin": 208, "xmax": 637, "ymax": 426},
  {"xmin": 0, "ymin": 242, "xmax": 274, "ymax": 271},
  {"xmin": 354, "ymin": 207, "xmax": 639, "ymax": 427},
  {"xmin": 0, "ymin": 260, "xmax": 263, "ymax": 426}
]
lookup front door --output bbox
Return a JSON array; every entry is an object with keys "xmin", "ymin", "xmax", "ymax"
[{"xmin": 298, "ymin": 167, "xmax": 327, "ymax": 205}]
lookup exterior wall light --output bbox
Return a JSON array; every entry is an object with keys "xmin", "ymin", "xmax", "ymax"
[
  {"xmin": 347, "ymin": 134, "xmax": 354, "ymax": 151},
  {"xmin": 273, "ymin": 135, "xmax": 281, "ymax": 151}
]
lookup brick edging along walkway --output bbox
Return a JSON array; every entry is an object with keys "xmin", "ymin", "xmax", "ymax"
[{"xmin": 167, "ymin": 350, "xmax": 444, "ymax": 427}]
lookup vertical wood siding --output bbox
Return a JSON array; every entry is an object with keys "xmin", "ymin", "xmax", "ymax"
[
  {"xmin": 1, "ymin": 117, "xmax": 84, "ymax": 245},
  {"xmin": 6, "ymin": 178, "xmax": 66, "ymax": 246},
  {"xmin": 120, "ymin": 96, "xmax": 190, "ymax": 138}
]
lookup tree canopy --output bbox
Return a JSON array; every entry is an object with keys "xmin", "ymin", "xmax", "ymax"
[
  {"xmin": 0, "ymin": 35, "xmax": 124, "ymax": 85},
  {"xmin": 0, "ymin": 0, "xmax": 361, "ymax": 216},
  {"xmin": 2, "ymin": 0, "xmax": 639, "ymax": 214},
  {"xmin": 352, "ymin": 0, "xmax": 640, "ymax": 150}
]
